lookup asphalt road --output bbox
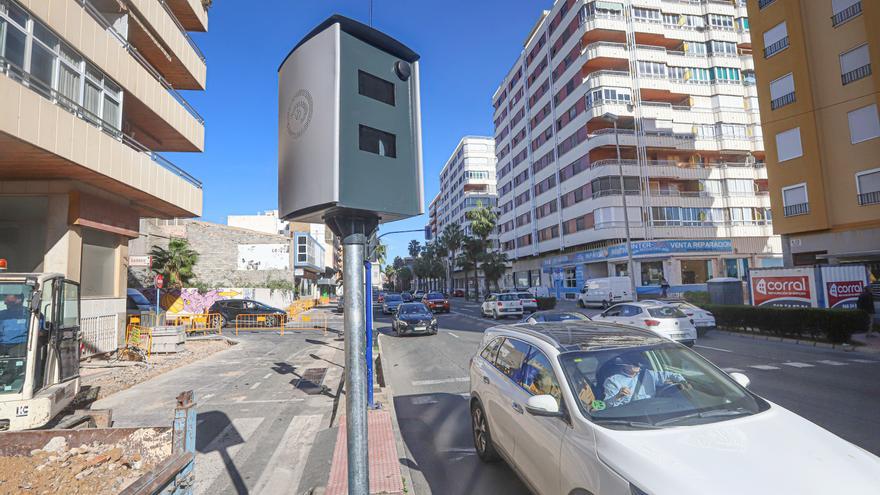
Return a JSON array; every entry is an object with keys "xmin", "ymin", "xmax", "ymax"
[{"xmin": 377, "ymin": 299, "xmax": 880, "ymax": 495}]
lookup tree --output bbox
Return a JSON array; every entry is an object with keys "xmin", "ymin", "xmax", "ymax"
[
  {"xmin": 383, "ymin": 265, "xmax": 397, "ymax": 291},
  {"xmin": 466, "ymin": 201, "xmax": 497, "ymax": 243},
  {"xmin": 481, "ymin": 251, "xmax": 508, "ymax": 293},
  {"xmin": 457, "ymin": 236, "xmax": 483, "ymax": 301},
  {"xmin": 372, "ymin": 241, "xmax": 387, "ymax": 265},
  {"xmin": 412, "ymin": 256, "xmax": 430, "ymax": 292},
  {"xmin": 438, "ymin": 223, "xmax": 464, "ymax": 294},
  {"xmin": 396, "ymin": 266, "xmax": 413, "ymax": 291},
  {"xmin": 407, "ymin": 239, "xmax": 422, "ymax": 258},
  {"xmin": 150, "ymin": 238, "xmax": 198, "ymax": 289}
]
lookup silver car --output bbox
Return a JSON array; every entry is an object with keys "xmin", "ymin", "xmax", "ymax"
[{"xmin": 592, "ymin": 302, "xmax": 697, "ymax": 346}]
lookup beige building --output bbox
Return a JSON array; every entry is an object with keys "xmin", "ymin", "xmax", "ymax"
[
  {"xmin": 747, "ymin": 0, "xmax": 879, "ymax": 273},
  {"xmin": 0, "ymin": 0, "xmax": 208, "ymax": 321}
]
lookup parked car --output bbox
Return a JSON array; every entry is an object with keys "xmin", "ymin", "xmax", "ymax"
[
  {"xmin": 453, "ymin": 289, "xmax": 465, "ymax": 297},
  {"xmin": 336, "ymin": 295, "xmax": 344, "ymax": 313},
  {"xmin": 126, "ymin": 288, "xmax": 152, "ymax": 316},
  {"xmin": 481, "ymin": 293, "xmax": 523, "ymax": 320},
  {"xmin": 401, "ymin": 292, "xmax": 414, "ymax": 302},
  {"xmin": 513, "ymin": 291, "xmax": 538, "ymax": 313},
  {"xmin": 469, "ymin": 321, "xmax": 880, "ymax": 495},
  {"xmin": 209, "ymin": 299, "xmax": 286, "ymax": 327},
  {"xmin": 592, "ymin": 302, "xmax": 697, "ymax": 346},
  {"xmin": 391, "ymin": 303, "xmax": 437, "ymax": 336},
  {"xmin": 577, "ymin": 277, "xmax": 634, "ymax": 308},
  {"xmin": 413, "ymin": 290, "xmax": 426, "ymax": 300},
  {"xmin": 382, "ymin": 293, "xmax": 404, "ymax": 315},
  {"xmin": 422, "ymin": 291, "xmax": 450, "ymax": 313},
  {"xmin": 520, "ymin": 311, "xmax": 591, "ymax": 324},
  {"xmin": 669, "ymin": 302, "xmax": 716, "ymax": 337}
]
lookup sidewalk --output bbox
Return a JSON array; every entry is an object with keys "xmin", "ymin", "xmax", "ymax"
[{"xmin": 852, "ymin": 332, "xmax": 880, "ymax": 354}]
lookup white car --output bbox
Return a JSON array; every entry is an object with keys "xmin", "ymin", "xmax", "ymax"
[
  {"xmin": 513, "ymin": 291, "xmax": 538, "ymax": 313},
  {"xmin": 469, "ymin": 322, "xmax": 880, "ymax": 495},
  {"xmin": 670, "ymin": 302, "xmax": 716, "ymax": 337},
  {"xmin": 593, "ymin": 302, "xmax": 697, "ymax": 346},
  {"xmin": 481, "ymin": 293, "xmax": 523, "ymax": 320}
]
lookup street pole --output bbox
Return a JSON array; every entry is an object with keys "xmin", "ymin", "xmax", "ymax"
[
  {"xmin": 343, "ymin": 233, "xmax": 369, "ymax": 495},
  {"xmin": 613, "ymin": 119, "xmax": 639, "ymax": 302},
  {"xmin": 364, "ymin": 260, "xmax": 374, "ymax": 408}
]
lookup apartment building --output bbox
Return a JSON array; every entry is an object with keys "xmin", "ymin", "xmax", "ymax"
[
  {"xmin": 0, "ymin": 0, "xmax": 207, "ymax": 321},
  {"xmin": 747, "ymin": 0, "xmax": 880, "ymax": 275},
  {"xmin": 492, "ymin": 0, "xmax": 782, "ymax": 299},
  {"xmin": 428, "ymin": 136, "xmax": 497, "ymax": 290}
]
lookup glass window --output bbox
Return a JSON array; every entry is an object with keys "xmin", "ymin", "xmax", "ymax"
[
  {"xmin": 359, "ymin": 125, "xmax": 397, "ymax": 158},
  {"xmin": 84, "ymin": 80, "xmax": 102, "ymax": 122},
  {"xmin": 358, "ymin": 70, "xmax": 395, "ymax": 106},
  {"xmin": 2, "ymin": 17, "xmax": 26, "ymax": 68},
  {"xmin": 641, "ymin": 261, "xmax": 664, "ymax": 286},
  {"xmin": 0, "ymin": 281, "xmax": 33, "ymax": 393},
  {"xmin": 680, "ymin": 259, "xmax": 712, "ymax": 284},
  {"xmin": 494, "ymin": 338, "xmax": 531, "ymax": 379},
  {"xmin": 857, "ymin": 169, "xmax": 880, "ymax": 196},
  {"xmin": 57, "ymin": 62, "xmax": 80, "ymax": 105},
  {"xmin": 80, "ymin": 229, "xmax": 118, "ymax": 298},
  {"xmin": 840, "ymin": 44, "xmax": 870, "ymax": 79},
  {"xmin": 763, "ymin": 21, "xmax": 788, "ymax": 55},
  {"xmin": 519, "ymin": 349, "xmax": 562, "ymax": 402},
  {"xmin": 564, "ymin": 267, "xmax": 577, "ymax": 288},
  {"xmin": 102, "ymin": 94, "xmax": 120, "ymax": 130},
  {"xmin": 480, "ymin": 337, "xmax": 504, "ymax": 362},
  {"xmin": 775, "ymin": 127, "xmax": 803, "ymax": 162},
  {"xmin": 61, "ymin": 281, "xmax": 79, "ymax": 328},
  {"xmin": 782, "ymin": 184, "xmax": 808, "ymax": 206},
  {"xmin": 848, "ymin": 104, "xmax": 880, "ymax": 144}
]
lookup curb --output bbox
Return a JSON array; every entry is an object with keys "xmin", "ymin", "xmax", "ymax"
[{"xmin": 715, "ymin": 330, "xmax": 880, "ymax": 355}]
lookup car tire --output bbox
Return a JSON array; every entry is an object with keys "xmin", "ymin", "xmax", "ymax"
[
  {"xmin": 219, "ymin": 315, "xmax": 228, "ymax": 328},
  {"xmin": 471, "ymin": 401, "xmax": 500, "ymax": 462}
]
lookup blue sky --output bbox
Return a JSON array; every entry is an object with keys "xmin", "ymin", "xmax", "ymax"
[{"xmin": 168, "ymin": 0, "xmax": 548, "ymax": 263}]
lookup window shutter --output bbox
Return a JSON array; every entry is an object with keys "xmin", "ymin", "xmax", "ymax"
[
  {"xmin": 775, "ymin": 127, "xmax": 803, "ymax": 162},
  {"xmin": 783, "ymin": 185, "xmax": 807, "ymax": 206},
  {"xmin": 840, "ymin": 44, "xmax": 869, "ymax": 75},
  {"xmin": 769, "ymin": 73, "xmax": 795, "ymax": 99},
  {"xmin": 858, "ymin": 170, "xmax": 880, "ymax": 194},
  {"xmin": 763, "ymin": 21, "xmax": 787, "ymax": 48},
  {"xmin": 848, "ymin": 104, "xmax": 880, "ymax": 144},
  {"xmin": 832, "ymin": 0, "xmax": 860, "ymax": 14}
]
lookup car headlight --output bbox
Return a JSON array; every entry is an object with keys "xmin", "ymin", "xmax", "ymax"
[
  {"xmin": 630, "ymin": 484, "xmax": 649, "ymax": 495},
  {"xmin": 398, "ymin": 320, "xmax": 407, "ymax": 327},
  {"xmin": 431, "ymin": 318, "xmax": 437, "ymax": 326}
]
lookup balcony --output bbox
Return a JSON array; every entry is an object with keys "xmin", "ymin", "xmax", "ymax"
[
  {"xmin": 770, "ymin": 92, "xmax": 796, "ymax": 110},
  {"xmin": 764, "ymin": 37, "xmax": 789, "ymax": 58},
  {"xmin": 166, "ymin": 0, "xmax": 208, "ymax": 31},
  {"xmin": 783, "ymin": 203, "xmax": 810, "ymax": 217},
  {"xmin": 832, "ymin": 2, "xmax": 862, "ymax": 27},
  {"xmin": 858, "ymin": 190, "xmax": 880, "ymax": 206},
  {"xmin": 842, "ymin": 64, "xmax": 871, "ymax": 85}
]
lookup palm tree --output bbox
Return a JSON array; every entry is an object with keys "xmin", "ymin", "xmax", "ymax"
[
  {"xmin": 407, "ymin": 239, "xmax": 422, "ymax": 259},
  {"xmin": 457, "ymin": 236, "xmax": 483, "ymax": 301},
  {"xmin": 150, "ymin": 238, "xmax": 198, "ymax": 289},
  {"xmin": 372, "ymin": 241, "xmax": 387, "ymax": 265},
  {"xmin": 438, "ymin": 223, "xmax": 464, "ymax": 294},
  {"xmin": 396, "ymin": 266, "xmax": 413, "ymax": 291},
  {"xmin": 481, "ymin": 251, "xmax": 508, "ymax": 293},
  {"xmin": 465, "ymin": 201, "xmax": 497, "ymax": 244},
  {"xmin": 383, "ymin": 265, "xmax": 397, "ymax": 291}
]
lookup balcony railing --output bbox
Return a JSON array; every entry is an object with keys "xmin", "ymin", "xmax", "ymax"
[
  {"xmin": 590, "ymin": 158, "xmax": 766, "ymax": 170},
  {"xmin": 770, "ymin": 92, "xmax": 796, "ymax": 110},
  {"xmin": 832, "ymin": 2, "xmax": 862, "ymax": 27},
  {"xmin": 842, "ymin": 64, "xmax": 871, "ymax": 85},
  {"xmin": 783, "ymin": 202, "xmax": 810, "ymax": 217},
  {"xmin": 158, "ymin": 0, "xmax": 207, "ymax": 62},
  {"xmin": 0, "ymin": 55, "xmax": 202, "ymax": 189},
  {"xmin": 858, "ymin": 190, "xmax": 880, "ymax": 206},
  {"xmin": 764, "ymin": 37, "xmax": 789, "ymax": 58}
]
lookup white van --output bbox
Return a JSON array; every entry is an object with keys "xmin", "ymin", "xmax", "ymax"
[{"xmin": 577, "ymin": 276, "xmax": 633, "ymax": 308}]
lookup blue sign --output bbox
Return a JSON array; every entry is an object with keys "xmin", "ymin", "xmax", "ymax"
[{"xmin": 543, "ymin": 239, "xmax": 734, "ymax": 269}]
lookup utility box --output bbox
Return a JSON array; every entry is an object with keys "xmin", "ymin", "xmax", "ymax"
[
  {"xmin": 707, "ymin": 277, "xmax": 744, "ymax": 305},
  {"xmin": 278, "ymin": 15, "xmax": 424, "ymax": 224}
]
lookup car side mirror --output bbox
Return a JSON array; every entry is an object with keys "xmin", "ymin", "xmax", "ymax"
[
  {"xmin": 525, "ymin": 395, "xmax": 562, "ymax": 417},
  {"xmin": 729, "ymin": 372, "xmax": 750, "ymax": 389}
]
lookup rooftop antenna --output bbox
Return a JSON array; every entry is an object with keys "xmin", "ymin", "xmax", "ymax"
[{"xmin": 369, "ymin": 0, "xmax": 373, "ymax": 26}]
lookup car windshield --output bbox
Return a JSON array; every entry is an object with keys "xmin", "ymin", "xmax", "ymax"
[
  {"xmin": 537, "ymin": 312, "xmax": 589, "ymax": 322},
  {"xmin": 426, "ymin": 293, "xmax": 444, "ymax": 300},
  {"xmin": 558, "ymin": 343, "xmax": 767, "ymax": 429},
  {"xmin": 399, "ymin": 303, "xmax": 430, "ymax": 315},
  {"xmin": 516, "ymin": 293, "xmax": 534, "ymax": 300},
  {"xmin": 386, "ymin": 294, "xmax": 402, "ymax": 302},
  {"xmin": 647, "ymin": 306, "xmax": 687, "ymax": 318},
  {"xmin": 498, "ymin": 294, "xmax": 518, "ymax": 301},
  {"xmin": 0, "ymin": 283, "xmax": 33, "ymax": 395}
]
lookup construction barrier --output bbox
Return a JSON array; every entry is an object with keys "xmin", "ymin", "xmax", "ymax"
[
  {"xmin": 125, "ymin": 324, "xmax": 153, "ymax": 358},
  {"xmin": 169, "ymin": 313, "xmax": 223, "ymax": 335},
  {"xmin": 287, "ymin": 298, "xmax": 319, "ymax": 318},
  {"xmin": 235, "ymin": 313, "xmax": 287, "ymax": 335},
  {"xmin": 286, "ymin": 310, "xmax": 328, "ymax": 335}
]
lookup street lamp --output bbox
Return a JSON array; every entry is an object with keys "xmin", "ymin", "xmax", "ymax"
[{"xmin": 601, "ymin": 112, "xmax": 638, "ymax": 302}]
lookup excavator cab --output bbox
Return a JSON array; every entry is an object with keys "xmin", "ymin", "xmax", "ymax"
[{"xmin": 0, "ymin": 273, "xmax": 81, "ymax": 430}]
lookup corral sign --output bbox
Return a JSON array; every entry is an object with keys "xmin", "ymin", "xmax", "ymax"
[{"xmin": 750, "ymin": 268, "xmax": 817, "ymax": 307}]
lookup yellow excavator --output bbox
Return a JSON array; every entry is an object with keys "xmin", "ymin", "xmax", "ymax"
[{"xmin": 0, "ymin": 271, "xmax": 81, "ymax": 431}]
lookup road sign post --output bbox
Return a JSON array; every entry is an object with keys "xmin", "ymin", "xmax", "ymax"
[
  {"xmin": 154, "ymin": 274, "xmax": 164, "ymax": 317},
  {"xmin": 364, "ymin": 260, "xmax": 374, "ymax": 408}
]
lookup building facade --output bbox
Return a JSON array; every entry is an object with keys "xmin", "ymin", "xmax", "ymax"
[
  {"xmin": 0, "ymin": 0, "xmax": 207, "ymax": 319},
  {"xmin": 428, "ymin": 136, "xmax": 498, "ymax": 290},
  {"xmin": 492, "ymin": 0, "xmax": 782, "ymax": 299},
  {"xmin": 747, "ymin": 0, "xmax": 880, "ymax": 276}
]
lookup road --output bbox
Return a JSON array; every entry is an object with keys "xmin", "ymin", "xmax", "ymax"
[{"xmin": 377, "ymin": 299, "xmax": 880, "ymax": 495}]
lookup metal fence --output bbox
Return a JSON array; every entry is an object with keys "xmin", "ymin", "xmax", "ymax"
[
  {"xmin": 168, "ymin": 313, "xmax": 223, "ymax": 335},
  {"xmin": 234, "ymin": 314, "xmax": 288, "ymax": 335},
  {"xmin": 286, "ymin": 310, "xmax": 328, "ymax": 335},
  {"xmin": 125, "ymin": 324, "xmax": 153, "ymax": 358},
  {"xmin": 81, "ymin": 314, "xmax": 120, "ymax": 358}
]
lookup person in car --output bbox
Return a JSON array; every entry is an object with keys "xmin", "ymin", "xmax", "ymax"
[
  {"xmin": 0, "ymin": 293, "xmax": 28, "ymax": 356},
  {"xmin": 604, "ymin": 353, "xmax": 687, "ymax": 407}
]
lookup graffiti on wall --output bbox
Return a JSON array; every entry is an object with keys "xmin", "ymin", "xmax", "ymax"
[
  {"xmin": 237, "ymin": 244, "xmax": 290, "ymax": 271},
  {"xmin": 134, "ymin": 288, "xmax": 256, "ymax": 316}
]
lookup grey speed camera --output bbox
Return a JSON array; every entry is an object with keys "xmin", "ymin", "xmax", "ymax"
[{"xmin": 278, "ymin": 15, "xmax": 424, "ymax": 224}]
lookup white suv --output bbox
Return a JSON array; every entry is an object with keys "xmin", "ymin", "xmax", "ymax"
[
  {"xmin": 481, "ymin": 293, "xmax": 523, "ymax": 320},
  {"xmin": 469, "ymin": 322, "xmax": 880, "ymax": 495},
  {"xmin": 592, "ymin": 302, "xmax": 697, "ymax": 346}
]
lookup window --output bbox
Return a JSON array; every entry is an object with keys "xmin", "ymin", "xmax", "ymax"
[
  {"xmin": 726, "ymin": 179, "xmax": 755, "ymax": 195},
  {"xmin": 782, "ymin": 184, "xmax": 809, "ymax": 216},
  {"xmin": 775, "ymin": 127, "xmax": 803, "ymax": 162},
  {"xmin": 641, "ymin": 261, "xmax": 664, "ymax": 286},
  {"xmin": 633, "ymin": 8, "xmax": 661, "ymax": 22},
  {"xmin": 480, "ymin": 337, "xmax": 504, "ymax": 362},
  {"xmin": 709, "ymin": 41, "xmax": 737, "ymax": 56},
  {"xmin": 763, "ymin": 21, "xmax": 788, "ymax": 58},
  {"xmin": 707, "ymin": 14, "xmax": 734, "ymax": 30},
  {"xmin": 769, "ymin": 73, "xmax": 795, "ymax": 110},
  {"xmin": 564, "ymin": 268, "xmax": 577, "ymax": 288},
  {"xmin": 832, "ymin": 0, "xmax": 862, "ymax": 27},
  {"xmin": 494, "ymin": 338, "xmax": 531, "ymax": 379},
  {"xmin": 856, "ymin": 169, "xmax": 880, "ymax": 206},
  {"xmin": 80, "ymin": 229, "xmax": 119, "ymax": 298},
  {"xmin": 681, "ymin": 259, "xmax": 712, "ymax": 284},
  {"xmin": 358, "ymin": 70, "xmax": 395, "ymax": 106},
  {"xmin": 637, "ymin": 61, "xmax": 667, "ymax": 78},
  {"xmin": 358, "ymin": 125, "xmax": 397, "ymax": 158},
  {"xmin": 519, "ymin": 349, "xmax": 562, "ymax": 401},
  {"xmin": 848, "ymin": 104, "xmax": 880, "ymax": 144},
  {"xmin": 61, "ymin": 281, "xmax": 80, "ymax": 328},
  {"xmin": 840, "ymin": 44, "xmax": 871, "ymax": 85}
]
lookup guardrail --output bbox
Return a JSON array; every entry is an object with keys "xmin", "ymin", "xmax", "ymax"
[
  {"xmin": 125, "ymin": 324, "xmax": 153, "ymax": 358},
  {"xmin": 287, "ymin": 298, "xmax": 319, "ymax": 318},
  {"xmin": 234, "ymin": 313, "xmax": 287, "ymax": 335},
  {"xmin": 81, "ymin": 314, "xmax": 119, "ymax": 358},
  {"xmin": 287, "ymin": 310, "xmax": 328, "ymax": 335},
  {"xmin": 168, "ymin": 313, "xmax": 223, "ymax": 335}
]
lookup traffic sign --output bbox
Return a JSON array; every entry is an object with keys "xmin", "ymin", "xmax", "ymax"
[{"xmin": 155, "ymin": 274, "xmax": 164, "ymax": 289}]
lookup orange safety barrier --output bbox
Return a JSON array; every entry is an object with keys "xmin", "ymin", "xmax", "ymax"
[
  {"xmin": 125, "ymin": 324, "xmax": 153, "ymax": 357},
  {"xmin": 286, "ymin": 310, "xmax": 328, "ymax": 335},
  {"xmin": 235, "ymin": 313, "xmax": 287, "ymax": 335},
  {"xmin": 170, "ymin": 313, "xmax": 223, "ymax": 335},
  {"xmin": 287, "ymin": 298, "xmax": 319, "ymax": 318}
]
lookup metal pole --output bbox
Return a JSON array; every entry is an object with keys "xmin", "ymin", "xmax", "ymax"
[
  {"xmin": 615, "ymin": 120, "xmax": 639, "ymax": 302},
  {"xmin": 343, "ymin": 234, "xmax": 369, "ymax": 495},
  {"xmin": 364, "ymin": 260, "xmax": 374, "ymax": 408},
  {"xmin": 156, "ymin": 287, "xmax": 160, "ymax": 319}
]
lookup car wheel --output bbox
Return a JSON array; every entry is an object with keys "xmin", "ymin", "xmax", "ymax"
[
  {"xmin": 471, "ymin": 401, "xmax": 500, "ymax": 462},
  {"xmin": 219, "ymin": 315, "xmax": 228, "ymax": 328}
]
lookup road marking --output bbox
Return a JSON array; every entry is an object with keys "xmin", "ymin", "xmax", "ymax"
[
  {"xmin": 411, "ymin": 377, "xmax": 470, "ymax": 387},
  {"xmin": 448, "ymin": 332, "xmax": 460, "ymax": 339},
  {"xmin": 231, "ymin": 399, "xmax": 305, "ymax": 404},
  {"xmin": 722, "ymin": 368, "xmax": 744, "ymax": 373},
  {"xmin": 749, "ymin": 365, "xmax": 780, "ymax": 370},
  {"xmin": 781, "ymin": 362, "xmax": 814, "ymax": 368},
  {"xmin": 694, "ymin": 344, "xmax": 732, "ymax": 353},
  {"xmin": 250, "ymin": 382, "xmax": 261, "ymax": 390},
  {"xmin": 252, "ymin": 414, "xmax": 322, "ymax": 495},
  {"xmin": 195, "ymin": 417, "xmax": 265, "ymax": 494},
  {"xmin": 411, "ymin": 396, "xmax": 439, "ymax": 405},
  {"xmin": 263, "ymin": 373, "xmax": 272, "ymax": 379},
  {"xmin": 817, "ymin": 360, "xmax": 848, "ymax": 366},
  {"xmin": 849, "ymin": 359, "xmax": 879, "ymax": 364}
]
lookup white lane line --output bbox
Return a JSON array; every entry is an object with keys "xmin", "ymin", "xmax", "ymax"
[
  {"xmin": 781, "ymin": 362, "xmax": 814, "ymax": 368},
  {"xmin": 448, "ymin": 332, "xmax": 460, "ymax": 339},
  {"xmin": 263, "ymin": 373, "xmax": 272, "ymax": 379},
  {"xmin": 195, "ymin": 417, "xmax": 264, "ymax": 493},
  {"xmin": 230, "ymin": 399, "xmax": 305, "ymax": 404},
  {"xmin": 411, "ymin": 377, "xmax": 470, "ymax": 387},
  {"xmin": 252, "ymin": 414, "xmax": 322, "ymax": 495},
  {"xmin": 694, "ymin": 344, "xmax": 732, "ymax": 353},
  {"xmin": 849, "ymin": 359, "xmax": 879, "ymax": 364},
  {"xmin": 818, "ymin": 360, "xmax": 848, "ymax": 366},
  {"xmin": 749, "ymin": 365, "xmax": 780, "ymax": 370},
  {"xmin": 250, "ymin": 382, "xmax": 261, "ymax": 390},
  {"xmin": 722, "ymin": 368, "xmax": 744, "ymax": 373}
]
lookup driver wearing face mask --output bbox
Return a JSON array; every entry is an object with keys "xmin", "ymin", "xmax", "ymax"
[{"xmin": 604, "ymin": 352, "xmax": 687, "ymax": 407}]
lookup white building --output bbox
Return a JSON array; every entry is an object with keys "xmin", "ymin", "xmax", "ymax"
[
  {"xmin": 492, "ymin": 0, "xmax": 782, "ymax": 299},
  {"xmin": 428, "ymin": 136, "xmax": 498, "ymax": 291},
  {"xmin": 227, "ymin": 210, "xmax": 289, "ymax": 236}
]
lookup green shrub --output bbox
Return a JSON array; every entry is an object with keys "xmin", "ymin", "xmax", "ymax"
[
  {"xmin": 702, "ymin": 304, "xmax": 870, "ymax": 344},
  {"xmin": 683, "ymin": 291, "xmax": 711, "ymax": 307},
  {"xmin": 536, "ymin": 297, "xmax": 557, "ymax": 310}
]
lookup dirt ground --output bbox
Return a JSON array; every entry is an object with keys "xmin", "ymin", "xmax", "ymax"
[
  {"xmin": 0, "ymin": 429, "xmax": 171, "ymax": 494},
  {"xmin": 73, "ymin": 339, "xmax": 233, "ymax": 407}
]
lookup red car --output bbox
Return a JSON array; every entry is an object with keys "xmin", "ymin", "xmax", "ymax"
[
  {"xmin": 452, "ymin": 289, "xmax": 465, "ymax": 297},
  {"xmin": 422, "ymin": 292, "xmax": 450, "ymax": 313}
]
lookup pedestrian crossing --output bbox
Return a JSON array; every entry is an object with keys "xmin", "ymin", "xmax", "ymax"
[{"xmin": 723, "ymin": 358, "xmax": 879, "ymax": 374}]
